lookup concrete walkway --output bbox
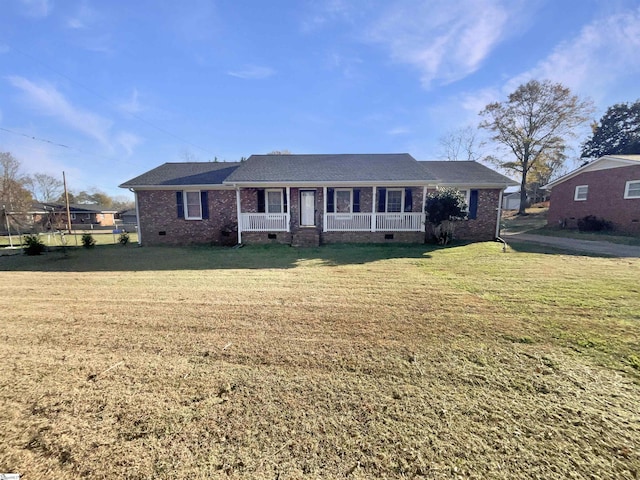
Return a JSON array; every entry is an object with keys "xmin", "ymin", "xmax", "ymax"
[{"xmin": 501, "ymin": 232, "xmax": 640, "ymax": 258}]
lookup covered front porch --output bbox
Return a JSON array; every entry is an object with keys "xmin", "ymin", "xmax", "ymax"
[{"xmin": 235, "ymin": 185, "xmax": 428, "ymax": 244}]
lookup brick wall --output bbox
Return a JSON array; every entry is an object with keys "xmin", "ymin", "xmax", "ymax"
[
  {"xmin": 547, "ymin": 165, "xmax": 640, "ymax": 235},
  {"xmin": 426, "ymin": 188, "xmax": 501, "ymax": 241},
  {"xmin": 322, "ymin": 231, "xmax": 424, "ymax": 244},
  {"xmin": 137, "ymin": 189, "xmax": 238, "ymax": 246}
]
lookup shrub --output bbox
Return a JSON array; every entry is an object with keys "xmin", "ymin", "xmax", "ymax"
[
  {"xmin": 22, "ymin": 234, "xmax": 46, "ymax": 255},
  {"xmin": 577, "ymin": 215, "xmax": 612, "ymax": 232},
  {"xmin": 82, "ymin": 233, "xmax": 97, "ymax": 248},
  {"xmin": 425, "ymin": 189, "xmax": 467, "ymax": 245},
  {"xmin": 118, "ymin": 232, "xmax": 130, "ymax": 246}
]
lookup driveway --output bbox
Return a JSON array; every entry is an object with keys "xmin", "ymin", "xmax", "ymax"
[{"xmin": 501, "ymin": 232, "xmax": 640, "ymax": 258}]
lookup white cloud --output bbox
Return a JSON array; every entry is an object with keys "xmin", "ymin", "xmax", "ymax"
[
  {"xmin": 506, "ymin": 6, "xmax": 640, "ymax": 103},
  {"xmin": 116, "ymin": 132, "xmax": 142, "ymax": 156},
  {"xmin": 66, "ymin": 3, "xmax": 98, "ymax": 29},
  {"xmin": 387, "ymin": 126, "xmax": 411, "ymax": 135},
  {"xmin": 19, "ymin": 0, "xmax": 52, "ymax": 18},
  {"xmin": 365, "ymin": 0, "xmax": 516, "ymax": 88},
  {"xmin": 7, "ymin": 76, "xmax": 113, "ymax": 146},
  {"xmin": 118, "ymin": 88, "xmax": 143, "ymax": 115},
  {"xmin": 227, "ymin": 65, "xmax": 276, "ymax": 80}
]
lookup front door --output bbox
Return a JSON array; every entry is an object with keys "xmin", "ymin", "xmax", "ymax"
[{"xmin": 300, "ymin": 190, "xmax": 316, "ymax": 226}]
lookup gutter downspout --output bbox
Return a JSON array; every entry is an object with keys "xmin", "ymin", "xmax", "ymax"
[
  {"xmin": 235, "ymin": 186, "xmax": 242, "ymax": 245},
  {"xmin": 495, "ymin": 188, "xmax": 504, "ymax": 239}
]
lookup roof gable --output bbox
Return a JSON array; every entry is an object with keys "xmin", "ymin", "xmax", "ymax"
[
  {"xmin": 544, "ymin": 155, "xmax": 640, "ymax": 189},
  {"xmin": 223, "ymin": 154, "xmax": 436, "ymax": 184},
  {"xmin": 119, "ymin": 162, "xmax": 240, "ymax": 188}
]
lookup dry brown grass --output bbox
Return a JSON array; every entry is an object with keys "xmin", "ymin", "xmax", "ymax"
[{"xmin": 1, "ymin": 243, "xmax": 639, "ymax": 479}]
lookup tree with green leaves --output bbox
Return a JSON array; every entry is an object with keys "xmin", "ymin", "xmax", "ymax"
[
  {"xmin": 581, "ymin": 100, "xmax": 640, "ymax": 159},
  {"xmin": 480, "ymin": 79, "xmax": 593, "ymax": 214},
  {"xmin": 424, "ymin": 189, "xmax": 467, "ymax": 245}
]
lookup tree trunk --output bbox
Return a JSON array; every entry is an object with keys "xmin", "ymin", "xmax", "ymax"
[{"xmin": 518, "ymin": 172, "xmax": 528, "ymax": 215}]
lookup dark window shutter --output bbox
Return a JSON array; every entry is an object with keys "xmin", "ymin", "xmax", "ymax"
[
  {"xmin": 283, "ymin": 188, "xmax": 288, "ymax": 213},
  {"xmin": 469, "ymin": 190, "xmax": 479, "ymax": 219},
  {"xmin": 327, "ymin": 188, "xmax": 335, "ymax": 213},
  {"xmin": 201, "ymin": 191, "xmax": 209, "ymax": 219},
  {"xmin": 353, "ymin": 189, "xmax": 360, "ymax": 213},
  {"xmin": 257, "ymin": 189, "xmax": 265, "ymax": 213},
  {"xmin": 176, "ymin": 191, "xmax": 184, "ymax": 218},
  {"xmin": 404, "ymin": 188, "xmax": 413, "ymax": 212},
  {"xmin": 377, "ymin": 188, "xmax": 386, "ymax": 212}
]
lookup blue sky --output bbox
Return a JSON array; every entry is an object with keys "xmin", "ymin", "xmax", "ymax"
[{"xmin": 2, "ymin": 0, "xmax": 640, "ymax": 199}]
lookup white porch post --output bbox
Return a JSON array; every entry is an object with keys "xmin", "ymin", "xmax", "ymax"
[
  {"xmin": 286, "ymin": 186, "xmax": 291, "ymax": 232},
  {"xmin": 323, "ymin": 186, "xmax": 327, "ymax": 232},
  {"xmin": 235, "ymin": 187, "xmax": 242, "ymax": 244},
  {"xmin": 371, "ymin": 186, "xmax": 377, "ymax": 232},
  {"xmin": 421, "ymin": 185, "xmax": 427, "ymax": 232}
]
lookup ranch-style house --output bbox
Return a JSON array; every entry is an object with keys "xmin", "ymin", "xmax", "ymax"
[{"xmin": 119, "ymin": 153, "xmax": 516, "ymax": 247}]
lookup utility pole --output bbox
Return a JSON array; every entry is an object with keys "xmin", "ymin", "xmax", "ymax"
[
  {"xmin": 3, "ymin": 205, "xmax": 13, "ymax": 248},
  {"xmin": 63, "ymin": 171, "xmax": 72, "ymax": 234}
]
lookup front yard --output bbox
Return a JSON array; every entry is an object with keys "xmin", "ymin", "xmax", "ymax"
[{"xmin": 0, "ymin": 243, "xmax": 638, "ymax": 479}]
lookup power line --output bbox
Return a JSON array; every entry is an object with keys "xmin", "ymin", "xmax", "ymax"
[
  {"xmin": 10, "ymin": 46, "xmax": 217, "ymax": 157},
  {"xmin": 0, "ymin": 126, "xmax": 71, "ymax": 149}
]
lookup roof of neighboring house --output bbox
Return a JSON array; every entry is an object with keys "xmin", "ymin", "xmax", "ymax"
[
  {"xmin": 119, "ymin": 162, "xmax": 241, "ymax": 188},
  {"xmin": 419, "ymin": 161, "xmax": 517, "ymax": 187},
  {"xmin": 543, "ymin": 155, "xmax": 640, "ymax": 189},
  {"xmin": 40, "ymin": 203, "xmax": 118, "ymax": 213},
  {"xmin": 223, "ymin": 154, "xmax": 435, "ymax": 185}
]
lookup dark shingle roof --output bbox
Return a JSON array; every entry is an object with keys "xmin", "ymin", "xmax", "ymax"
[
  {"xmin": 420, "ymin": 161, "xmax": 517, "ymax": 186},
  {"xmin": 40, "ymin": 203, "xmax": 118, "ymax": 213},
  {"xmin": 224, "ymin": 154, "xmax": 436, "ymax": 184},
  {"xmin": 119, "ymin": 162, "xmax": 240, "ymax": 188}
]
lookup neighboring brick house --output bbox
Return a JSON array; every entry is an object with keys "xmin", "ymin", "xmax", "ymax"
[
  {"xmin": 37, "ymin": 203, "xmax": 118, "ymax": 228},
  {"xmin": 544, "ymin": 155, "xmax": 640, "ymax": 235},
  {"xmin": 119, "ymin": 154, "xmax": 516, "ymax": 246}
]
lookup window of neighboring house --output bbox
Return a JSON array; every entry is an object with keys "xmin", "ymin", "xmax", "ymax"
[
  {"xmin": 185, "ymin": 191, "xmax": 203, "ymax": 219},
  {"xmin": 574, "ymin": 185, "xmax": 588, "ymax": 201},
  {"xmin": 70, "ymin": 213, "xmax": 76, "ymax": 220},
  {"xmin": 266, "ymin": 189, "xmax": 284, "ymax": 213},
  {"xmin": 386, "ymin": 189, "xmax": 403, "ymax": 212},
  {"xmin": 624, "ymin": 180, "xmax": 640, "ymax": 199},
  {"xmin": 335, "ymin": 189, "xmax": 352, "ymax": 213}
]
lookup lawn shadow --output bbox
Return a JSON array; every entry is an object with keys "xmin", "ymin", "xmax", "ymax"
[{"xmin": 0, "ymin": 242, "xmax": 461, "ymax": 272}]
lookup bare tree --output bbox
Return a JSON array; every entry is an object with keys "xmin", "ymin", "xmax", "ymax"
[
  {"xmin": 268, "ymin": 150, "xmax": 293, "ymax": 155},
  {"xmin": 479, "ymin": 79, "xmax": 593, "ymax": 214},
  {"xmin": 28, "ymin": 173, "xmax": 64, "ymax": 202},
  {"xmin": 0, "ymin": 151, "xmax": 33, "ymax": 210},
  {"xmin": 438, "ymin": 126, "xmax": 481, "ymax": 161}
]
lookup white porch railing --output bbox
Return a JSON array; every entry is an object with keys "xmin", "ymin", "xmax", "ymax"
[
  {"xmin": 324, "ymin": 212, "xmax": 424, "ymax": 231},
  {"xmin": 240, "ymin": 213, "xmax": 289, "ymax": 231},
  {"xmin": 325, "ymin": 213, "xmax": 372, "ymax": 231},
  {"xmin": 375, "ymin": 213, "xmax": 424, "ymax": 231}
]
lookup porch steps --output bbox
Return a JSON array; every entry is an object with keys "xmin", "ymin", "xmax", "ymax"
[{"xmin": 291, "ymin": 229, "xmax": 320, "ymax": 247}]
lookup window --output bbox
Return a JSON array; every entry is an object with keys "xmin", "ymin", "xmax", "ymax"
[
  {"xmin": 386, "ymin": 189, "xmax": 403, "ymax": 212},
  {"xmin": 335, "ymin": 189, "xmax": 352, "ymax": 213},
  {"xmin": 574, "ymin": 185, "xmax": 588, "ymax": 201},
  {"xmin": 177, "ymin": 191, "xmax": 209, "ymax": 220},
  {"xmin": 624, "ymin": 180, "xmax": 640, "ymax": 199},
  {"xmin": 185, "ymin": 191, "xmax": 202, "ymax": 219},
  {"xmin": 457, "ymin": 190, "xmax": 470, "ymax": 212},
  {"xmin": 266, "ymin": 189, "xmax": 283, "ymax": 213}
]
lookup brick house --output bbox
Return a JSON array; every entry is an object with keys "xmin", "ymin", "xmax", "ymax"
[
  {"xmin": 36, "ymin": 203, "xmax": 118, "ymax": 229},
  {"xmin": 544, "ymin": 155, "xmax": 640, "ymax": 235},
  {"xmin": 119, "ymin": 154, "xmax": 516, "ymax": 246}
]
